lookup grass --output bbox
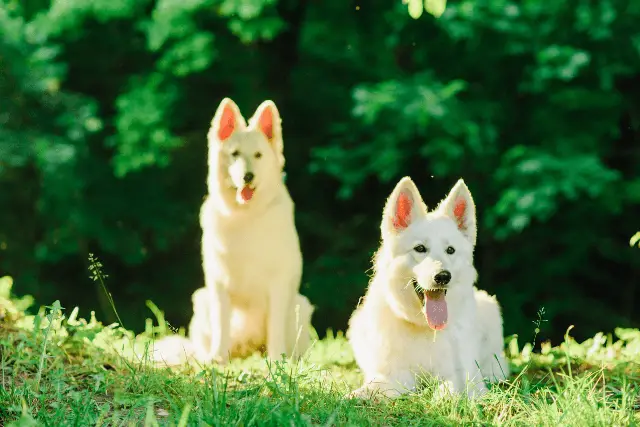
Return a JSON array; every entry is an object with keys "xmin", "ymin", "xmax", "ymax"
[{"xmin": 1, "ymin": 274, "xmax": 639, "ymax": 426}]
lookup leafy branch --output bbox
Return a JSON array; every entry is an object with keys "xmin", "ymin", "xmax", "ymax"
[{"xmin": 403, "ymin": 0, "xmax": 447, "ymax": 19}]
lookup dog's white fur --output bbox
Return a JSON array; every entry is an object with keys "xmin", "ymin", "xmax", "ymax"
[
  {"xmin": 347, "ymin": 177, "xmax": 508, "ymax": 399},
  {"xmin": 151, "ymin": 98, "xmax": 313, "ymax": 366}
]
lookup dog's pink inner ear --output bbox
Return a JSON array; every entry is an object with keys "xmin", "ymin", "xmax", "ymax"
[
  {"xmin": 393, "ymin": 191, "xmax": 413, "ymax": 230},
  {"xmin": 257, "ymin": 107, "xmax": 274, "ymax": 140},
  {"xmin": 217, "ymin": 105, "xmax": 236, "ymax": 141},
  {"xmin": 453, "ymin": 196, "xmax": 466, "ymax": 230}
]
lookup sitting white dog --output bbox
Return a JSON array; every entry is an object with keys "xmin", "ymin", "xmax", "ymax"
[{"xmin": 150, "ymin": 98, "xmax": 313, "ymax": 366}]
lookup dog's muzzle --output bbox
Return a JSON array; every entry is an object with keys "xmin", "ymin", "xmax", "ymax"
[{"xmin": 411, "ymin": 278, "xmax": 448, "ymax": 306}]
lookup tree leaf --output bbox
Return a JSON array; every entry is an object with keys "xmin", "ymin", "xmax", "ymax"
[
  {"xmin": 408, "ymin": 0, "xmax": 423, "ymax": 19},
  {"xmin": 424, "ymin": 0, "xmax": 446, "ymax": 18}
]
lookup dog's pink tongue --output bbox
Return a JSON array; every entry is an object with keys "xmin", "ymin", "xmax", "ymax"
[
  {"xmin": 240, "ymin": 186, "xmax": 254, "ymax": 202},
  {"xmin": 424, "ymin": 291, "xmax": 448, "ymax": 331}
]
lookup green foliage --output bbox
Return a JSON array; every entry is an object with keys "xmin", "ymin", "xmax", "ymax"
[
  {"xmin": 489, "ymin": 148, "xmax": 621, "ymax": 238},
  {"xmin": 109, "ymin": 73, "xmax": 183, "ymax": 176},
  {"xmin": 0, "ymin": 0, "xmax": 639, "ymax": 344},
  {"xmin": 309, "ymin": 0, "xmax": 640, "ymax": 337},
  {"xmin": 405, "ymin": 0, "xmax": 447, "ymax": 19}
]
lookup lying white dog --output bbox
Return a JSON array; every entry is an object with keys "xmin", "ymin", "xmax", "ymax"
[{"xmin": 347, "ymin": 177, "xmax": 509, "ymax": 399}]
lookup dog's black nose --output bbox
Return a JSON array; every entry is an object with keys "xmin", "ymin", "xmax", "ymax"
[
  {"xmin": 434, "ymin": 270, "xmax": 451, "ymax": 286},
  {"xmin": 243, "ymin": 172, "xmax": 255, "ymax": 184}
]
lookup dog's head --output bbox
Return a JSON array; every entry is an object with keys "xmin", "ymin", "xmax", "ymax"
[
  {"xmin": 207, "ymin": 98, "xmax": 285, "ymax": 206},
  {"xmin": 379, "ymin": 177, "xmax": 477, "ymax": 331}
]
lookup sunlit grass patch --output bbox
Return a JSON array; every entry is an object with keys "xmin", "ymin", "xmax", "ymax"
[{"xmin": 1, "ymin": 276, "xmax": 639, "ymax": 426}]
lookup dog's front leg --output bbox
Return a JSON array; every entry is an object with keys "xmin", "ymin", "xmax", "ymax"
[
  {"xmin": 189, "ymin": 287, "xmax": 213, "ymax": 363},
  {"xmin": 464, "ymin": 368, "xmax": 488, "ymax": 399},
  {"xmin": 460, "ymin": 355, "xmax": 488, "ymax": 399},
  {"xmin": 433, "ymin": 358, "xmax": 487, "ymax": 399},
  {"xmin": 266, "ymin": 288, "xmax": 293, "ymax": 360},
  {"xmin": 209, "ymin": 286, "xmax": 232, "ymax": 363},
  {"xmin": 192, "ymin": 285, "xmax": 231, "ymax": 364}
]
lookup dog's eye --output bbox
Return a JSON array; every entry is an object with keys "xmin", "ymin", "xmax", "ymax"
[
  {"xmin": 413, "ymin": 244, "xmax": 427, "ymax": 253},
  {"xmin": 231, "ymin": 150, "xmax": 240, "ymax": 157},
  {"xmin": 254, "ymin": 152, "xmax": 262, "ymax": 159},
  {"xmin": 446, "ymin": 246, "xmax": 455, "ymax": 255}
]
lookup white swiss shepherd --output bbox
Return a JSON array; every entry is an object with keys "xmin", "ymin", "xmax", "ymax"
[
  {"xmin": 151, "ymin": 98, "xmax": 313, "ymax": 366},
  {"xmin": 347, "ymin": 177, "xmax": 508, "ymax": 399}
]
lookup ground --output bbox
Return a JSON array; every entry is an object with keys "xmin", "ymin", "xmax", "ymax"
[{"xmin": 1, "ymin": 276, "xmax": 639, "ymax": 426}]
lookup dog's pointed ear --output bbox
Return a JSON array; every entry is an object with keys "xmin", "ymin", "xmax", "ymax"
[
  {"xmin": 209, "ymin": 98, "xmax": 246, "ymax": 143},
  {"xmin": 382, "ymin": 177, "xmax": 427, "ymax": 237},
  {"xmin": 437, "ymin": 179, "xmax": 477, "ymax": 245},
  {"xmin": 249, "ymin": 100, "xmax": 285, "ymax": 167},
  {"xmin": 250, "ymin": 100, "xmax": 282, "ymax": 143}
]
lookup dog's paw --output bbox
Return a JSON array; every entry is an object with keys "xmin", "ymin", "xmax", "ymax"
[
  {"xmin": 466, "ymin": 381, "xmax": 489, "ymax": 400},
  {"xmin": 433, "ymin": 380, "xmax": 457, "ymax": 401},
  {"xmin": 191, "ymin": 350, "xmax": 229, "ymax": 367},
  {"xmin": 345, "ymin": 385, "xmax": 403, "ymax": 401},
  {"xmin": 345, "ymin": 386, "xmax": 379, "ymax": 400}
]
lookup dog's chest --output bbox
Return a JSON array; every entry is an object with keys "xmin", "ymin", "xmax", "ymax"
[
  {"xmin": 411, "ymin": 320, "xmax": 481, "ymax": 389},
  {"xmin": 390, "ymin": 318, "xmax": 475, "ymax": 373},
  {"xmin": 202, "ymin": 204, "xmax": 302, "ymax": 294}
]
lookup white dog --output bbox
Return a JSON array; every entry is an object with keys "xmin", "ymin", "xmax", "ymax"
[
  {"xmin": 151, "ymin": 98, "xmax": 313, "ymax": 366},
  {"xmin": 346, "ymin": 177, "xmax": 508, "ymax": 399}
]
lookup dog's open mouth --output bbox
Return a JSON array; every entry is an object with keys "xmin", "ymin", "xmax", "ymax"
[
  {"xmin": 412, "ymin": 279, "xmax": 448, "ymax": 331},
  {"xmin": 236, "ymin": 185, "xmax": 255, "ymax": 204}
]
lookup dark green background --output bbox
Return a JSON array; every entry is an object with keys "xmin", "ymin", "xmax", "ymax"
[{"xmin": 1, "ymin": 0, "xmax": 639, "ymax": 344}]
